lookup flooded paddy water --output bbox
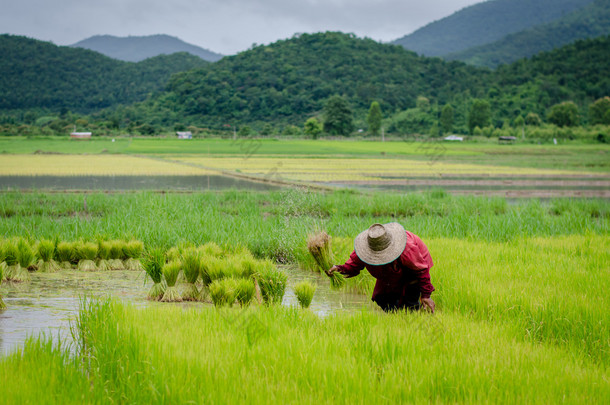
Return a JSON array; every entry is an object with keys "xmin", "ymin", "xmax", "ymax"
[{"xmin": 0, "ymin": 267, "xmax": 373, "ymax": 355}]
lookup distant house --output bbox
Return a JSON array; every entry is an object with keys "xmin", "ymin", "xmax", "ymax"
[
  {"xmin": 444, "ymin": 135, "xmax": 463, "ymax": 141},
  {"xmin": 498, "ymin": 136, "xmax": 517, "ymax": 143},
  {"xmin": 70, "ymin": 132, "xmax": 92, "ymax": 139},
  {"xmin": 176, "ymin": 131, "xmax": 192, "ymax": 139}
]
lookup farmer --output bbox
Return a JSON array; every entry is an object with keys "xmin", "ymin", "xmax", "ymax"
[{"xmin": 328, "ymin": 222, "xmax": 435, "ymax": 313}]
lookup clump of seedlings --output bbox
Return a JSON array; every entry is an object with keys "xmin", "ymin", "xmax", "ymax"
[
  {"xmin": 56, "ymin": 241, "xmax": 75, "ymax": 269},
  {"xmin": 97, "ymin": 240, "xmax": 112, "ymax": 271},
  {"xmin": 123, "ymin": 240, "xmax": 144, "ymax": 271},
  {"xmin": 160, "ymin": 260, "xmax": 182, "ymax": 302},
  {"xmin": 36, "ymin": 239, "xmax": 59, "ymax": 273},
  {"xmin": 209, "ymin": 278, "xmax": 237, "ymax": 307},
  {"xmin": 0, "ymin": 262, "xmax": 5, "ymax": 309},
  {"xmin": 76, "ymin": 242, "xmax": 98, "ymax": 271},
  {"xmin": 293, "ymin": 281, "xmax": 316, "ymax": 309},
  {"xmin": 181, "ymin": 248, "xmax": 202, "ymax": 301},
  {"xmin": 108, "ymin": 241, "xmax": 125, "ymax": 270},
  {"xmin": 256, "ymin": 260, "xmax": 287, "ymax": 305},
  {"xmin": 13, "ymin": 239, "xmax": 33, "ymax": 282},
  {"xmin": 198, "ymin": 242, "xmax": 224, "ymax": 258},
  {"xmin": 142, "ymin": 248, "xmax": 166, "ymax": 300},
  {"xmin": 235, "ymin": 278, "xmax": 256, "ymax": 307},
  {"xmin": 307, "ymin": 231, "xmax": 345, "ymax": 289},
  {"xmin": 2, "ymin": 240, "xmax": 19, "ymax": 280}
]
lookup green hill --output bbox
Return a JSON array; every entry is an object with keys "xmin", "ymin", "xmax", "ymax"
[
  {"xmin": 393, "ymin": 0, "xmax": 594, "ymax": 57},
  {"xmin": 0, "ymin": 35, "xmax": 208, "ymax": 112},
  {"xmin": 145, "ymin": 32, "xmax": 491, "ymax": 128},
  {"xmin": 447, "ymin": 0, "xmax": 610, "ymax": 67},
  {"xmin": 71, "ymin": 34, "xmax": 223, "ymax": 62}
]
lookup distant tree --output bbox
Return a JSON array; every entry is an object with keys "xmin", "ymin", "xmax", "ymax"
[
  {"xmin": 366, "ymin": 101, "xmax": 382, "ymax": 136},
  {"xmin": 416, "ymin": 96, "xmax": 431, "ymax": 112},
  {"xmin": 513, "ymin": 116, "xmax": 524, "ymax": 128},
  {"xmin": 323, "ymin": 95, "xmax": 354, "ymax": 136},
  {"xmin": 282, "ymin": 125, "xmax": 301, "ymax": 136},
  {"xmin": 589, "ymin": 97, "xmax": 610, "ymax": 125},
  {"xmin": 468, "ymin": 99, "xmax": 491, "ymax": 134},
  {"xmin": 548, "ymin": 101, "xmax": 579, "ymax": 127},
  {"xmin": 525, "ymin": 112, "xmax": 541, "ymax": 126},
  {"xmin": 238, "ymin": 125, "xmax": 252, "ymax": 137},
  {"xmin": 440, "ymin": 104, "xmax": 454, "ymax": 134},
  {"xmin": 260, "ymin": 123, "xmax": 273, "ymax": 136},
  {"xmin": 303, "ymin": 117, "xmax": 323, "ymax": 139}
]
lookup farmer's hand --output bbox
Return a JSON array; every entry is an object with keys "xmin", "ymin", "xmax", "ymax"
[
  {"xmin": 421, "ymin": 297, "xmax": 435, "ymax": 313},
  {"xmin": 327, "ymin": 265, "xmax": 341, "ymax": 275}
]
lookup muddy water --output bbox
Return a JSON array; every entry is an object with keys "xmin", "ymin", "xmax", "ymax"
[{"xmin": 0, "ymin": 267, "xmax": 371, "ymax": 355}]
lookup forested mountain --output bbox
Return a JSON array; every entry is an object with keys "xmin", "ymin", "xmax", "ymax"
[
  {"xmin": 393, "ymin": 0, "xmax": 594, "ymax": 57},
  {"xmin": 0, "ymin": 35, "xmax": 208, "ymax": 112},
  {"xmin": 71, "ymin": 34, "xmax": 223, "ymax": 62},
  {"xmin": 447, "ymin": 0, "xmax": 610, "ymax": 67},
  {"xmin": 146, "ymin": 32, "xmax": 491, "ymax": 128}
]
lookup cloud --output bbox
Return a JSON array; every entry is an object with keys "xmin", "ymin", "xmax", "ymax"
[{"xmin": 0, "ymin": 0, "xmax": 480, "ymax": 54}]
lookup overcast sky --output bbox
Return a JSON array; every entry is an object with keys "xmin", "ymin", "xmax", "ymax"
[{"xmin": 1, "ymin": 0, "xmax": 482, "ymax": 55}]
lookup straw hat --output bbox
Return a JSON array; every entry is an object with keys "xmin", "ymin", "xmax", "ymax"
[{"xmin": 354, "ymin": 223, "xmax": 407, "ymax": 265}]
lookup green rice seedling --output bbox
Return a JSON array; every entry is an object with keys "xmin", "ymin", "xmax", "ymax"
[
  {"xmin": 160, "ymin": 260, "xmax": 182, "ymax": 302},
  {"xmin": 0, "ymin": 242, "xmax": 8, "ymax": 281},
  {"xmin": 235, "ymin": 278, "xmax": 256, "ymax": 307},
  {"xmin": 198, "ymin": 242, "xmax": 224, "ymax": 258},
  {"xmin": 200, "ymin": 256, "xmax": 225, "ymax": 286},
  {"xmin": 96, "ymin": 240, "xmax": 111, "ymax": 271},
  {"xmin": 0, "ymin": 262, "xmax": 5, "ymax": 309},
  {"xmin": 2, "ymin": 240, "xmax": 20, "ymax": 280},
  {"xmin": 17, "ymin": 238, "xmax": 36, "ymax": 270},
  {"xmin": 10, "ymin": 239, "xmax": 33, "ymax": 282},
  {"xmin": 56, "ymin": 241, "xmax": 75, "ymax": 269},
  {"xmin": 256, "ymin": 261, "xmax": 287, "ymax": 305},
  {"xmin": 293, "ymin": 281, "xmax": 316, "ymax": 309},
  {"xmin": 37, "ymin": 239, "xmax": 59, "ymax": 273},
  {"xmin": 123, "ymin": 240, "xmax": 144, "ymax": 270},
  {"xmin": 76, "ymin": 242, "xmax": 98, "ymax": 271},
  {"xmin": 142, "ymin": 248, "xmax": 166, "ymax": 301},
  {"xmin": 239, "ymin": 256, "xmax": 258, "ymax": 279},
  {"xmin": 307, "ymin": 231, "xmax": 345, "ymax": 289},
  {"xmin": 209, "ymin": 278, "xmax": 238, "ymax": 307},
  {"xmin": 108, "ymin": 241, "xmax": 125, "ymax": 270},
  {"xmin": 181, "ymin": 248, "xmax": 202, "ymax": 301},
  {"xmin": 167, "ymin": 241, "xmax": 195, "ymax": 262}
]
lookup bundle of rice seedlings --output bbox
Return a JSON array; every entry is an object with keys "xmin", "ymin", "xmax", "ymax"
[
  {"xmin": 209, "ymin": 278, "xmax": 237, "ymax": 307},
  {"xmin": 240, "ymin": 256, "xmax": 258, "ymax": 279},
  {"xmin": 307, "ymin": 231, "xmax": 345, "ymax": 289},
  {"xmin": 293, "ymin": 281, "xmax": 316, "ymax": 309},
  {"xmin": 17, "ymin": 239, "xmax": 37, "ymax": 270},
  {"xmin": 181, "ymin": 248, "xmax": 202, "ymax": 301},
  {"xmin": 198, "ymin": 242, "xmax": 224, "ymax": 258},
  {"xmin": 0, "ymin": 262, "xmax": 5, "ymax": 309},
  {"xmin": 235, "ymin": 278, "xmax": 256, "ymax": 307},
  {"xmin": 108, "ymin": 240, "xmax": 125, "ymax": 270},
  {"xmin": 0, "ymin": 242, "xmax": 8, "ymax": 281},
  {"xmin": 123, "ymin": 240, "xmax": 144, "ymax": 271},
  {"xmin": 76, "ymin": 242, "xmax": 98, "ymax": 271},
  {"xmin": 160, "ymin": 260, "xmax": 182, "ymax": 302},
  {"xmin": 142, "ymin": 248, "xmax": 166, "ymax": 300},
  {"xmin": 2, "ymin": 240, "xmax": 20, "ymax": 280},
  {"xmin": 200, "ymin": 256, "xmax": 225, "ymax": 286},
  {"xmin": 96, "ymin": 240, "xmax": 112, "ymax": 271},
  {"xmin": 256, "ymin": 261, "xmax": 287, "ymax": 305},
  {"xmin": 167, "ymin": 241, "xmax": 195, "ymax": 262},
  {"xmin": 37, "ymin": 239, "xmax": 59, "ymax": 273},
  {"xmin": 56, "ymin": 241, "xmax": 75, "ymax": 269}
]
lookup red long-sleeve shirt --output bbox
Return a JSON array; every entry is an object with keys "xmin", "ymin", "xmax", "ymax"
[{"xmin": 336, "ymin": 230, "xmax": 435, "ymax": 300}]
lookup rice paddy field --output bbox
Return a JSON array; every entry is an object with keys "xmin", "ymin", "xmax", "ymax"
[{"xmin": 0, "ymin": 136, "xmax": 609, "ymax": 403}]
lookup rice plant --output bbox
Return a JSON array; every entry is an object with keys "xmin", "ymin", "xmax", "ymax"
[
  {"xmin": 123, "ymin": 240, "xmax": 144, "ymax": 271},
  {"xmin": 307, "ymin": 231, "xmax": 344, "ymax": 289},
  {"xmin": 160, "ymin": 260, "xmax": 182, "ymax": 302},
  {"xmin": 200, "ymin": 256, "xmax": 225, "ymax": 286},
  {"xmin": 209, "ymin": 278, "xmax": 237, "ymax": 307},
  {"xmin": 37, "ymin": 239, "xmax": 59, "ymax": 273},
  {"xmin": 97, "ymin": 240, "xmax": 111, "ymax": 271},
  {"xmin": 108, "ymin": 241, "xmax": 125, "ymax": 270},
  {"xmin": 12, "ymin": 239, "xmax": 33, "ymax": 282},
  {"xmin": 76, "ymin": 242, "xmax": 98, "ymax": 271},
  {"xmin": 235, "ymin": 278, "xmax": 256, "ymax": 307},
  {"xmin": 256, "ymin": 261, "xmax": 287, "ymax": 305},
  {"xmin": 198, "ymin": 242, "xmax": 224, "ymax": 258},
  {"xmin": 0, "ymin": 262, "xmax": 5, "ymax": 309},
  {"xmin": 56, "ymin": 241, "xmax": 75, "ymax": 269},
  {"xmin": 293, "ymin": 281, "xmax": 316, "ymax": 309},
  {"xmin": 181, "ymin": 248, "xmax": 202, "ymax": 301},
  {"xmin": 142, "ymin": 248, "xmax": 166, "ymax": 301}
]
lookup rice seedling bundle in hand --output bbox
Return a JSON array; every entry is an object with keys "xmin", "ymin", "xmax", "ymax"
[
  {"xmin": 209, "ymin": 278, "xmax": 238, "ymax": 307},
  {"xmin": 76, "ymin": 242, "xmax": 98, "ymax": 271},
  {"xmin": 96, "ymin": 240, "xmax": 111, "ymax": 271},
  {"xmin": 161, "ymin": 260, "xmax": 182, "ymax": 302},
  {"xmin": 256, "ymin": 261, "xmax": 287, "ymax": 305},
  {"xmin": 293, "ymin": 281, "xmax": 316, "ymax": 309},
  {"xmin": 123, "ymin": 240, "xmax": 144, "ymax": 271},
  {"xmin": 56, "ymin": 241, "xmax": 75, "ymax": 269},
  {"xmin": 181, "ymin": 248, "xmax": 202, "ymax": 301},
  {"xmin": 307, "ymin": 231, "xmax": 345, "ymax": 289},
  {"xmin": 235, "ymin": 278, "xmax": 256, "ymax": 307},
  {"xmin": 142, "ymin": 248, "xmax": 166, "ymax": 300},
  {"xmin": 108, "ymin": 241, "xmax": 125, "ymax": 270},
  {"xmin": 36, "ymin": 239, "xmax": 59, "ymax": 273}
]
